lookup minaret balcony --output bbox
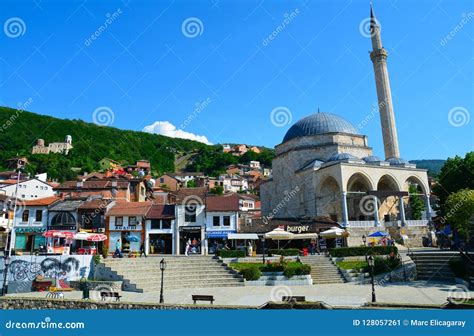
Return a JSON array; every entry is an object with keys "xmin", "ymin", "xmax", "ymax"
[{"xmin": 370, "ymin": 48, "xmax": 388, "ymax": 61}]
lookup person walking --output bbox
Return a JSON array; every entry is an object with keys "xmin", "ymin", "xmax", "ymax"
[
  {"xmin": 139, "ymin": 242, "xmax": 147, "ymax": 258},
  {"xmin": 114, "ymin": 239, "xmax": 123, "ymax": 258}
]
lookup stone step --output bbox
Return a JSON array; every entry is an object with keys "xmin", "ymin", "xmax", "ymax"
[
  {"xmin": 126, "ymin": 274, "xmax": 241, "ymax": 282},
  {"xmin": 130, "ymin": 276, "xmax": 244, "ymax": 286},
  {"xmin": 139, "ymin": 281, "xmax": 245, "ymax": 291},
  {"xmin": 107, "ymin": 264, "xmax": 229, "ymax": 272}
]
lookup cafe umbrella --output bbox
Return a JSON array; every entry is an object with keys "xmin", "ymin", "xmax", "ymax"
[{"xmin": 264, "ymin": 228, "xmax": 294, "ymax": 249}]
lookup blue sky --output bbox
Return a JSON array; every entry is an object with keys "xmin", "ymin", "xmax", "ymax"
[{"xmin": 1, "ymin": 0, "xmax": 473, "ymax": 160}]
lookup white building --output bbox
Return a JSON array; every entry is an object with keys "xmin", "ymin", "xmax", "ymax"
[
  {"xmin": 249, "ymin": 161, "xmax": 261, "ymax": 170},
  {"xmin": 144, "ymin": 204, "xmax": 175, "ymax": 255},
  {"xmin": 205, "ymin": 194, "xmax": 239, "ymax": 253},
  {"xmin": 0, "ymin": 176, "xmax": 55, "ymax": 200}
]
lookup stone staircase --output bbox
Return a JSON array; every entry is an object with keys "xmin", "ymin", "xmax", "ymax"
[
  {"xmin": 301, "ymin": 255, "xmax": 346, "ymax": 284},
  {"xmin": 409, "ymin": 251, "xmax": 459, "ymax": 282},
  {"xmin": 100, "ymin": 256, "xmax": 245, "ymax": 292}
]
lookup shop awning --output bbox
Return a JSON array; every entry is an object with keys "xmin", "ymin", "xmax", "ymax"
[
  {"xmin": 206, "ymin": 231, "xmax": 234, "ymax": 239},
  {"xmin": 227, "ymin": 233, "xmax": 259, "ymax": 240},
  {"xmin": 290, "ymin": 233, "xmax": 318, "ymax": 240}
]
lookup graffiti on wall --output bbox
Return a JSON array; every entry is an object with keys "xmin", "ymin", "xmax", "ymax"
[{"xmin": 9, "ymin": 257, "xmax": 82, "ymax": 282}]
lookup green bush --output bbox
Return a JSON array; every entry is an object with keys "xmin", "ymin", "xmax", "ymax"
[
  {"xmin": 449, "ymin": 259, "xmax": 467, "ymax": 279},
  {"xmin": 261, "ymin": 263, "xmax": 284, "ymax": 272},
  {"xmin": 329, "ymin": 246, "xmax": 398, "ymax": 258},
  {"xmin": 240, "ymin": 267, "xmax": 262, "ymax": 281},
  {"xmin": 93, "ymin": 254, "xmax": 101, "ymax": 265},
  {"xmin": 217, "ymin": 250, "xmax": 246, "ymax": 258},
  {"xmin": 268, "ymin": 248, "xmax": 300, "ymax": 256},
  {"xmin": 283, "ymin": 262, "xmax": 311, "ymax": 278}
]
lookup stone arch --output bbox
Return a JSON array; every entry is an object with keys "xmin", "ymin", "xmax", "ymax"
[
  {"xmin": 377, "ymin": 174, "xmax": 401, "ymax": 191},
  {"xmin": 317, "ymin": 176, "xmax": 341, "ymax": 221},
  {"xmin": 346, "ymin": 172, "xmax": 374, "ymax": 221},
  {"xmin": 405, "ymin": 176, "xmax": 427, "ymax": 195},
  {"xmin": 347, "ymin": 172, "xmax": 374, "ymax": 192},
  {"xmin": 377, "ymin": 174, "xmax": 402, "ymax": 222}
]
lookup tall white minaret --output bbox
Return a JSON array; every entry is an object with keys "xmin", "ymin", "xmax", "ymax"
[{"xmin": 370, "ymin": 4, "xmax": 400, "ymax": 159}]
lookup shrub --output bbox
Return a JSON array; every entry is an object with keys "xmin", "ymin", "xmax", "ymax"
[
  {"xmin": 329, "ymin": 246, "xmax": 398, "ymax": 258},
  {"xmin": 93, "ymin": 254, "xmax": 101, "ymax": 265},
  {"xmin": 240, "ymin": 267, "xmax": 262, "ymax": 281},
  {"xmin": 283, "ymin": 262, "xmax": 311, "ymax": 278},
  {"xmin": 217, "ymin": 250, "xmax": 246, "ymax": 258},
  {"xmin": 268, "ymin": 248, "xmax": 300, "ymax": 256},
  {"xmin": 261, "ymin": 263, "xmax": 284, "ymax": 272}
]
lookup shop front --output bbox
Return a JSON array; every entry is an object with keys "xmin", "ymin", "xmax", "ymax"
[
  {"xmin": 14, "ymin": 227, "xmax": 47, "ymax": 253},
  {"xmin": 179, "ymin": 226, "xmax": 204, "ymax": 255},
  {"xmin": 206, "ymin": 230, "xmax": 236, "ymax": 254},
  {"xmin": 145, "ymin": 204, "xmax": 175, "ymax": 255}
]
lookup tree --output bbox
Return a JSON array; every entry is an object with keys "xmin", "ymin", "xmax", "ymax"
[
  {"xmin": 186, "ymin": 179, "xmax": 197, "ymax": 188},
  {"xmin": 209, "ymin": 186, "xmax": 224, "ymax": 195},
  {"xmin": 408, "ymin": 184, "xmax": 425, "ymax": 220},
  {"xmin": 432, "ymin": 152, "xmax": 474, "ymax": 217},
  {"xmin": 445, "ymin": 189, "xmax": 474, "ymax": 240}
]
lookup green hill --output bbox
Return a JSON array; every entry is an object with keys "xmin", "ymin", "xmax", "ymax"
[
  {"xmin": 0, "ymin": 106, "xmax": 209, "ymax": 180},
  {"xmin": 409, "ymin": 159, "xmax": 446, "ymax": 177},
  {"xmin": 0, "ymin": 107, "xmax": 275, "ymax": 181}
]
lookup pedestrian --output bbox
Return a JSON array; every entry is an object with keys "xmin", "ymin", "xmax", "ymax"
[
  {"xmin": 185, "ymin": 241, "xmax": 190, "ymax": 256},
  {"xmin": 114, "ymin": 239, "xmax": 123, "ymax": 258},
  {"xmin": 140, "ymin": 242, "xmax": 147, "ymax": 258}
]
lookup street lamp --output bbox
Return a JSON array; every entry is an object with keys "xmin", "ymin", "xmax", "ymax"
[
  {"xmin": 362, "ymin": 235, "xmax": 366, "ymax": 246},
  {"xmin": 2, "ymin": 158, "xmax": 23, "ymax": 296},
  {"xmin": 159, "ymin": 258, "xmax": 166, "ymax": 303},
  {"xmin": 367, "ymin": 255, "xmax": 376, "ymax": 303},
  {"xmin": 260, "ymin": 236, "xmax": 266, "ymax": 264}
]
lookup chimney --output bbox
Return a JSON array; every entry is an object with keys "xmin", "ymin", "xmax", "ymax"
[{"xmin": 77, "ymin": 180, "xmax": 83, "ymax": 188}]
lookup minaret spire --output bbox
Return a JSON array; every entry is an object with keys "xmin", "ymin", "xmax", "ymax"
[{"xmin": 369, "ymin": 3, "xmax": 400, "ymax": 159}]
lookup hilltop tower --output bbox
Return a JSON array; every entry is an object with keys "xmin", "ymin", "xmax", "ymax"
[{"xmin": 370, "ymin": 4, "xmax": 400, "ymax": 159}]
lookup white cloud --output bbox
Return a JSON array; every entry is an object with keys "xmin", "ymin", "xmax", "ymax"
[{"xmin": 142, "ymin": 121, "xmax": 212, "ymax": 145}]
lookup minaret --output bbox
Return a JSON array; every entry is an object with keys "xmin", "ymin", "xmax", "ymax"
[{"xmin": 369, "ymin": 4, "xmax": 400, "ymax": 159}]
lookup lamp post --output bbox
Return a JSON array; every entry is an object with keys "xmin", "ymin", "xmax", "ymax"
[
  {"xmin": 260, "ymin": 236, "xmax": 266, "ymax": 264},
  {"xmin": 2, "ymin": 158, "xmax": 23, "ymax": 296},
  {"xmin": 159, "ymin": 258, "xmax": 166, "ymax": 303},
  {"xmin": 362, "ymin": 234, "xmax": 366, "ymax": 246},
  {"xmin": 368, "ymin": 255, "xmax": 376, "ymax": 303}
]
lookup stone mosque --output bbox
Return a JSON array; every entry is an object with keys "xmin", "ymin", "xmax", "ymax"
[{"xmin": 261, "ymin": 6, "xmax": 432, "ymax": 246}]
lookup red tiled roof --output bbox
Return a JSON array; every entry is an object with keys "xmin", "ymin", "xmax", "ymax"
[
  {"xmin": 78, "ymin": 199, "xmax": 112, "ymax": 210},
  {"xmin": 23, "ymin": 196, "xmax": 61, "ymax": 206},
  {"xmin": 146, "ymin": 204, "xmax": 175, "ymax": 219},
  {"xmin": 107, "ymin": 201, "xmax": 152, "ymax": 216},
  {"xmin": 56, "ymin": 180, "xmax": 130, "ymax": 190},
  {"xmin": 206, "ymin": 194, "xmax": 240, "ymax": 212},
  {"xmin": 171, "ymin": 187, "xmax": 208, "ymax": 204}
]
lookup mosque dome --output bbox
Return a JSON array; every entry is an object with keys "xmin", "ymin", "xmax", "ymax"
[
  {"xmin": 327, "ymin": 153, "xmax": 360, "ymax": 162},
  {"xmin": 387, "ymin": 157, "xmax": 409, "ymax": 166},
  {"xmin": 283, "ymin": 112, "xmax": 359, "ymax": 143},
  {"xmin": 362, "ymin": 155, "xmax": 384, "ymax": 163}
]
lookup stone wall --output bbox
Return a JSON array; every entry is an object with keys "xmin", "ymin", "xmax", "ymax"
[{"xmin": 0, "ymin": 297, "xmax": 252, "ymax": 310}]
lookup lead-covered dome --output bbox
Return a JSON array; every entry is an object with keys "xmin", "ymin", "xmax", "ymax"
[{"xmin": 283, "ymin": 112, "xmax": 359, "ymax": 143}]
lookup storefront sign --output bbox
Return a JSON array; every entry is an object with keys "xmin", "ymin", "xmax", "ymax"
[
  {"xmin": 206, "ymin": 230, "xmax": 236, "ymax": 239},
  {"xmin": 15, "ymin": 227, "xmax": 46, "ymax": 233},
  {"xmin": 286, "ymin": 225, "xmax": 310, "ymax": 233}
]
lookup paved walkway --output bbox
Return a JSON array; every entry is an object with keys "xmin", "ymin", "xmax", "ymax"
[{"xmin": 8, "ymin": 281, "xmax": 471, "ymax": 307}]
